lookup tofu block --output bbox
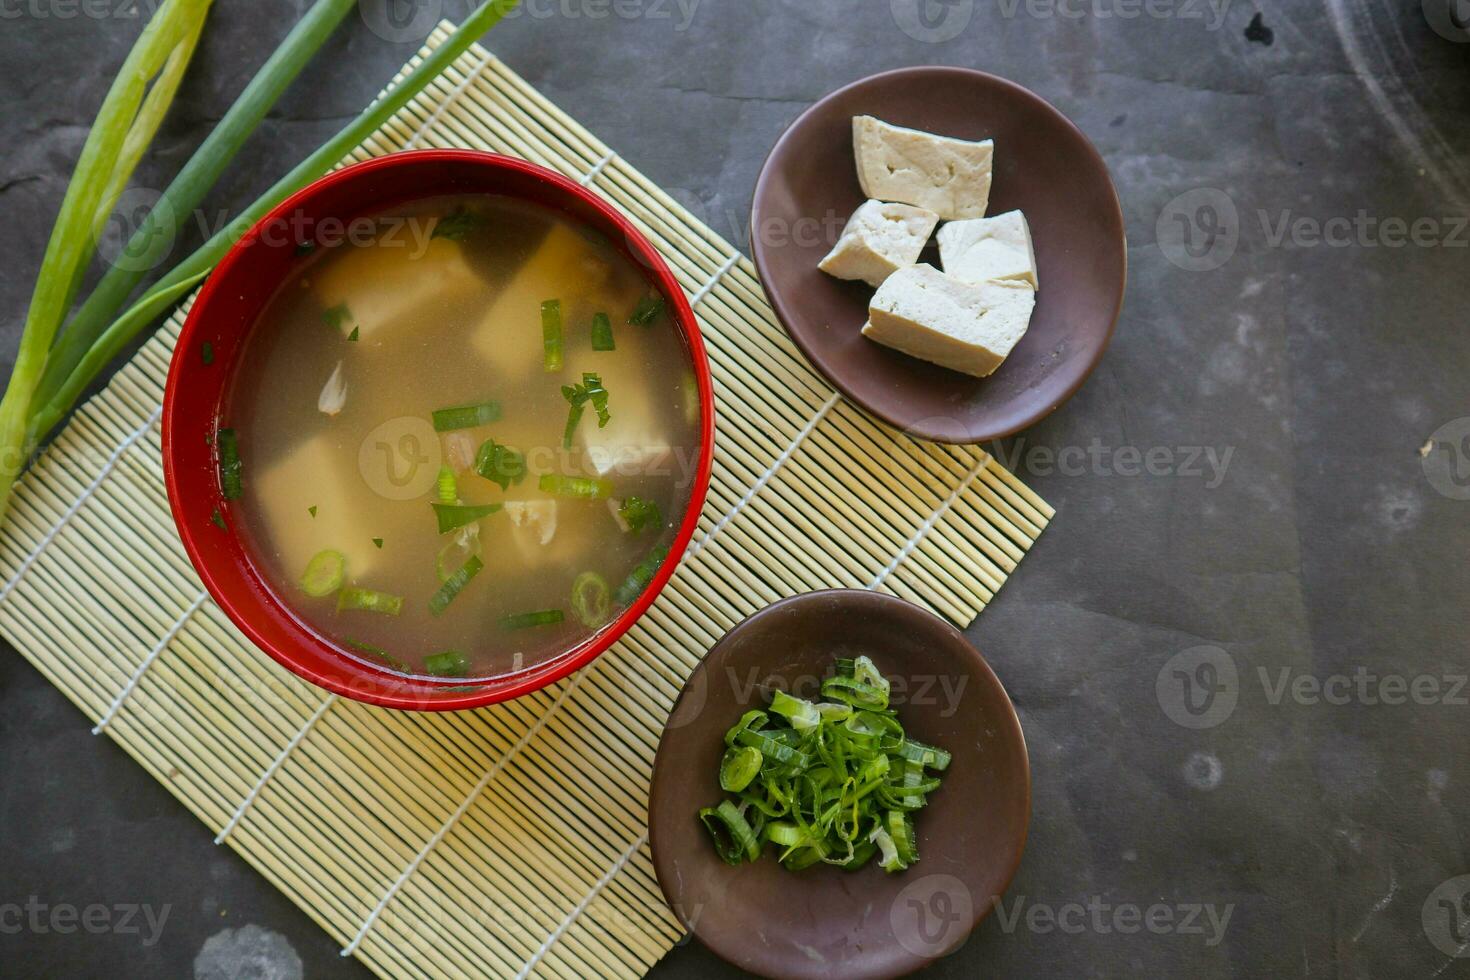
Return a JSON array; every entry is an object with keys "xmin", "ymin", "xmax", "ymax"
[
  {"xmin": 313, "ymin": 237, "xmax": 481, "ymax": 342},
  {"xmin": 819, "ymin": 200, "xmax": 939, "ymax": 288},
  {"xmin": 252, "ymin": 433, "xmax": 378, "ymax": 586},
  {"xmin": 567, "ymin": 352, "xmax": 676, "ymax": 481},
  {"xmin": 862, "ymin": 264, "xmax": 1035, "ymax": 378},
  {"xmin": 853, "ymin": 116, "xmax": 994, "ymax": 220},
  {"xmin": 474, "ymin": 223, "xmax": 603, "ymax": 377},
  {"xmin": 937, "ymin": 210, "xmax": 1039, "ymax": 288}
]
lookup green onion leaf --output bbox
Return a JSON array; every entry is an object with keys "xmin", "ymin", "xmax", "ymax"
[
  {"xmin": 614, "ymin": 545, "xmax": 668, "ymax": 605},
  {"xmin": 424, "ymin": 650, "xmax": 469, "ymax": 677},
  {"xmin": 429, "ymin": 556, "xmax": 482, "ymax": 616},
  {"xmin": 617, "ymin": 496, "xmax": 662, "ymax": 533},
  {"xmin": 432, "ymin": 401, "xmax": 501, "ymax": 432},
  {"xmin": 210, "ymin": 507, "xmax": 226, "ymax": 530},
  {"xmin": 201, "ymin": 341, "xmax": 213, "ymax": 365},
  {"xmin": 336, "ymin": 586, "xmax": 403, "ymax": 616},
  {"xmin": 431, "ymin": 206, "xmax": 483, "ymax": 241},
  {"xmin": 570, "ymin": 571, "xmax": 611, "ymax": 627},
  {"xmin": 216, "ymin": 427, "xmax": 242, "ymax": 500},
  {"xmin": 559, "ymin": 372, "xmax": 610, "ymax": 448},
  {"xmin": 541, "ymin": 299, "xmax": 563, "ymax": 372},
  {"xmin": 345, "ymin": 639, "xmax": 408, "ymax": 673},
  {"xmin": 432, "ymin": 502, "xmax": 502, "ymax": 534},
  {"xmin": 322, "ymin": 302, "xmax": 352, "ymax": 333},
  {"xmin": 299, "ymin": 549, "xmax": 345, "ymax": 597},
  {"xmin": 347, "ymin": 326, "xmax": 360, "ymax": 342},
  {"xmin": 537, "ymin": 473, "xmax": 612, "ymax": 500},
  {"xmin": 307, "ymin": 505, "xmax": 317, "ymax": 518},
  {"xmin": 628, "ymin": 292, "xmax": 665, "ymax": 326},
  {"xmin": 474, "ymin": 439, "xmax": 526, "ymax": 490},
  {"xmin": 499, "ymin": 609, "xmax": 565, "ymax": 630},
  {"xmin": 590, "ymin": 312, "xmax": 615, "ymax": 351}
]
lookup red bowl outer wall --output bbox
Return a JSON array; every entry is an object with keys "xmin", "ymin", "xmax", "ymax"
[{"xmin": 163, "ymin": 151, "xmax": 716, "ymax": 711}]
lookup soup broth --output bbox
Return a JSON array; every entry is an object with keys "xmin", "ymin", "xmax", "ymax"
[{"xmin": 226, "ymin": 194, "xmax": 702, "ymax": 679}]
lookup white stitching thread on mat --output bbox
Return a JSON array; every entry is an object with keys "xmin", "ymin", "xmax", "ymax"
[
  {"xmin": 216, "ymin": 694, "xmax": 338, "ymax": 845},
  {"xmin": 93, "ymin": 588, "xmax": 209, "ymax": 735},
  {"xmin": 404, "ymin": 50, "xmax": 496, "ymax": 149},
  {"xmin": 341, "ymin": 671, "xmax": 586, "ymax": 958},
  {"xmin": 0, "ymin": 405, "xmax": 162, "ymax": 604},
  {"xmin": 688, "ymin": 252, "xmax": 740, "ymax": 309},
  {"xmin": 869, "ymin": 452, "xmax": 990, "ymax": 590},
  {"xmin": 579, "ymin": 151, "xmax": 617, "ymax": 186},
  {"xmin": 516, "ymin": 830, "xmax": 648, "ymax": 980},
  {"xmin": 687, "ymin": 391, "xmax": 841, "ymax": 558}
]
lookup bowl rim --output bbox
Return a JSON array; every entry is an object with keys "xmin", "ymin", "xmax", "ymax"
[
  {"xmin": 162, "ymin": 149, "xmax": 716, "ymax": 711},
  {"xmin": 750, "ymin": 64, "xmax": 1127, "ymax": 445},
  {"xmin": 648, "ymin": 588, "xmax": 1032, "ymax": 978}
]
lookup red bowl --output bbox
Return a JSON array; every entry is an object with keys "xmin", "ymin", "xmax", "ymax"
[{"xmin": 163, "ymin": 150, "xmax": 715, "ymax": 711}]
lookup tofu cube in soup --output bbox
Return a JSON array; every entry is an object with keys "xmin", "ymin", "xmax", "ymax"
[
  {"xmin": 852, "ymin": 115, "xmax": 994, "ymax": 221},
  {"xmin": 819, "ymin": 200, "xmax": 939, "ymax": 288},
  {"xmin": 568, "ymin": 350, "xmax": 676, "ymax": 482},
  {"xmin": 937, "ymin": 210, "xmax": 1039, "ymax": 289},
  {"xmin": 863, "ymin": 264, "xmax": 1035, "ymax": 378},
  {"xmin": 253, "ymin": 432, "xmax": 379, "ymax": 584},
  {"xmin": 314, "ymin": 237, "xmax": 481, "ymax": 343}
]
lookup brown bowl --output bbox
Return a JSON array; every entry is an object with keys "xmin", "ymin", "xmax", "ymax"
[
  {"xmin": 751, "ymin": 66, "xmax": 1126, "ymax": 444},
  {"xmin": 648, "ymin": 590, "xmax": 1030, "ymax": 980}
]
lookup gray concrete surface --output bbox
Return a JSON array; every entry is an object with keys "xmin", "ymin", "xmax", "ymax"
[{"xmin": 1, "ymin": 1, "xmax": 1468, "ymax": 977}]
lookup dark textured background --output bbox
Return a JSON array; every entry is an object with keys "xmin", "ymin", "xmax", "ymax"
[{"xmin": 2, "ymin": 1, "xmax": 1468, "ymax": 977}]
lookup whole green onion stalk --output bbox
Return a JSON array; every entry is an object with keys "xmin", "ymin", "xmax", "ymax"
[
  {"xmin": 36, "ymin": 0, "xmax": 361, "ymax": 416},
  {"xmin": 0, "ymin": 0, "xmax": 212, "ymax": 523},
  {"xmin": 3, "ymin": 0, "xmax": 524, "ymax": 529}
]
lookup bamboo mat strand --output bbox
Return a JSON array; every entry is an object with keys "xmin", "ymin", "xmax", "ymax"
[{"xmin": 0, "ymin": 25, "xmax": 1052, "ymax": 980}]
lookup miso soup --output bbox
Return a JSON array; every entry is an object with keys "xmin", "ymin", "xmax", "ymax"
[{"xmin": 224, "ymin": 194, "xmax": 703, "ymax": 680}]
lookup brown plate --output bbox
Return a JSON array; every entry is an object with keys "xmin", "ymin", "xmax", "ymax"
[
  {"xmin": 750, "ymin": 67, "xmax": 1126, "ymax": 444},
  {"xmin": 648, "ymin": 591, "xmax": 1030, "ymax": 980}
]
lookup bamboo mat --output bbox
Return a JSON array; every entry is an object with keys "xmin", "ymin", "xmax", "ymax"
[{"xmin": 0, "ymin": 25, "xmax": 1052, "ymax": 980}]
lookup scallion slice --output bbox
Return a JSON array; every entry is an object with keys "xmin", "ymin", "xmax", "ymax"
[
  {"xmin": 617, "ymin": 496, "xmax": 662, "ymax": 533},
  {"xmin": 696, "ymin": 656, "xmax": 948, "ymax": 873},
  {"xmin": 570, "ymin": 571, "xmax": 611, "ymax": 627},
  {"xmin": 698, "ymin": 800, "xmax": 760, "ymax": 865},
  {"xmin": 719, "ymin": 745, "xmax": 762, "ymax": 792},
  {"xmin": 299, "ymin": 549, "xmax": 345, "ymax": 597},
  {"xmin": 432, "ymin": 502, "xmax": 502, "ymax": 534},
  {"xmin": 336, "ymin": 586, "xmax": 403, "ymax": 616},
  {"xmin": 432, "ymin": 401, "xmax": 501, "ymax": 432},
  {"xmin": 436, "ymin": 465, "xmax": 458, "ymax": 504},
  {"xmin": 428, "ymin": 555, "xmax": 482, "ymax": 616},
  {"xmin": 216, "ymin": 427, "xmax": 242, "ymax": 500},
  {"xmin": 537, "ymin": 473, "xmax": 612, "ymax": 500},
  {"xmin": 541, "ymin": 299, "xmax": 563, "ymax": 372},
  {"xmin": 590, "ymin": 312, "xmax": 614, "ymax": 351},
  {"xmin": 499, "ymin": 608, "xmax": 565, "ymax": 630}
]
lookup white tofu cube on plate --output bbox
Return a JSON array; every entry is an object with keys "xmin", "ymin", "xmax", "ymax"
[{"xmin": 862, "ymin": 264, "xmax": 1035, "ymax": 378}]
